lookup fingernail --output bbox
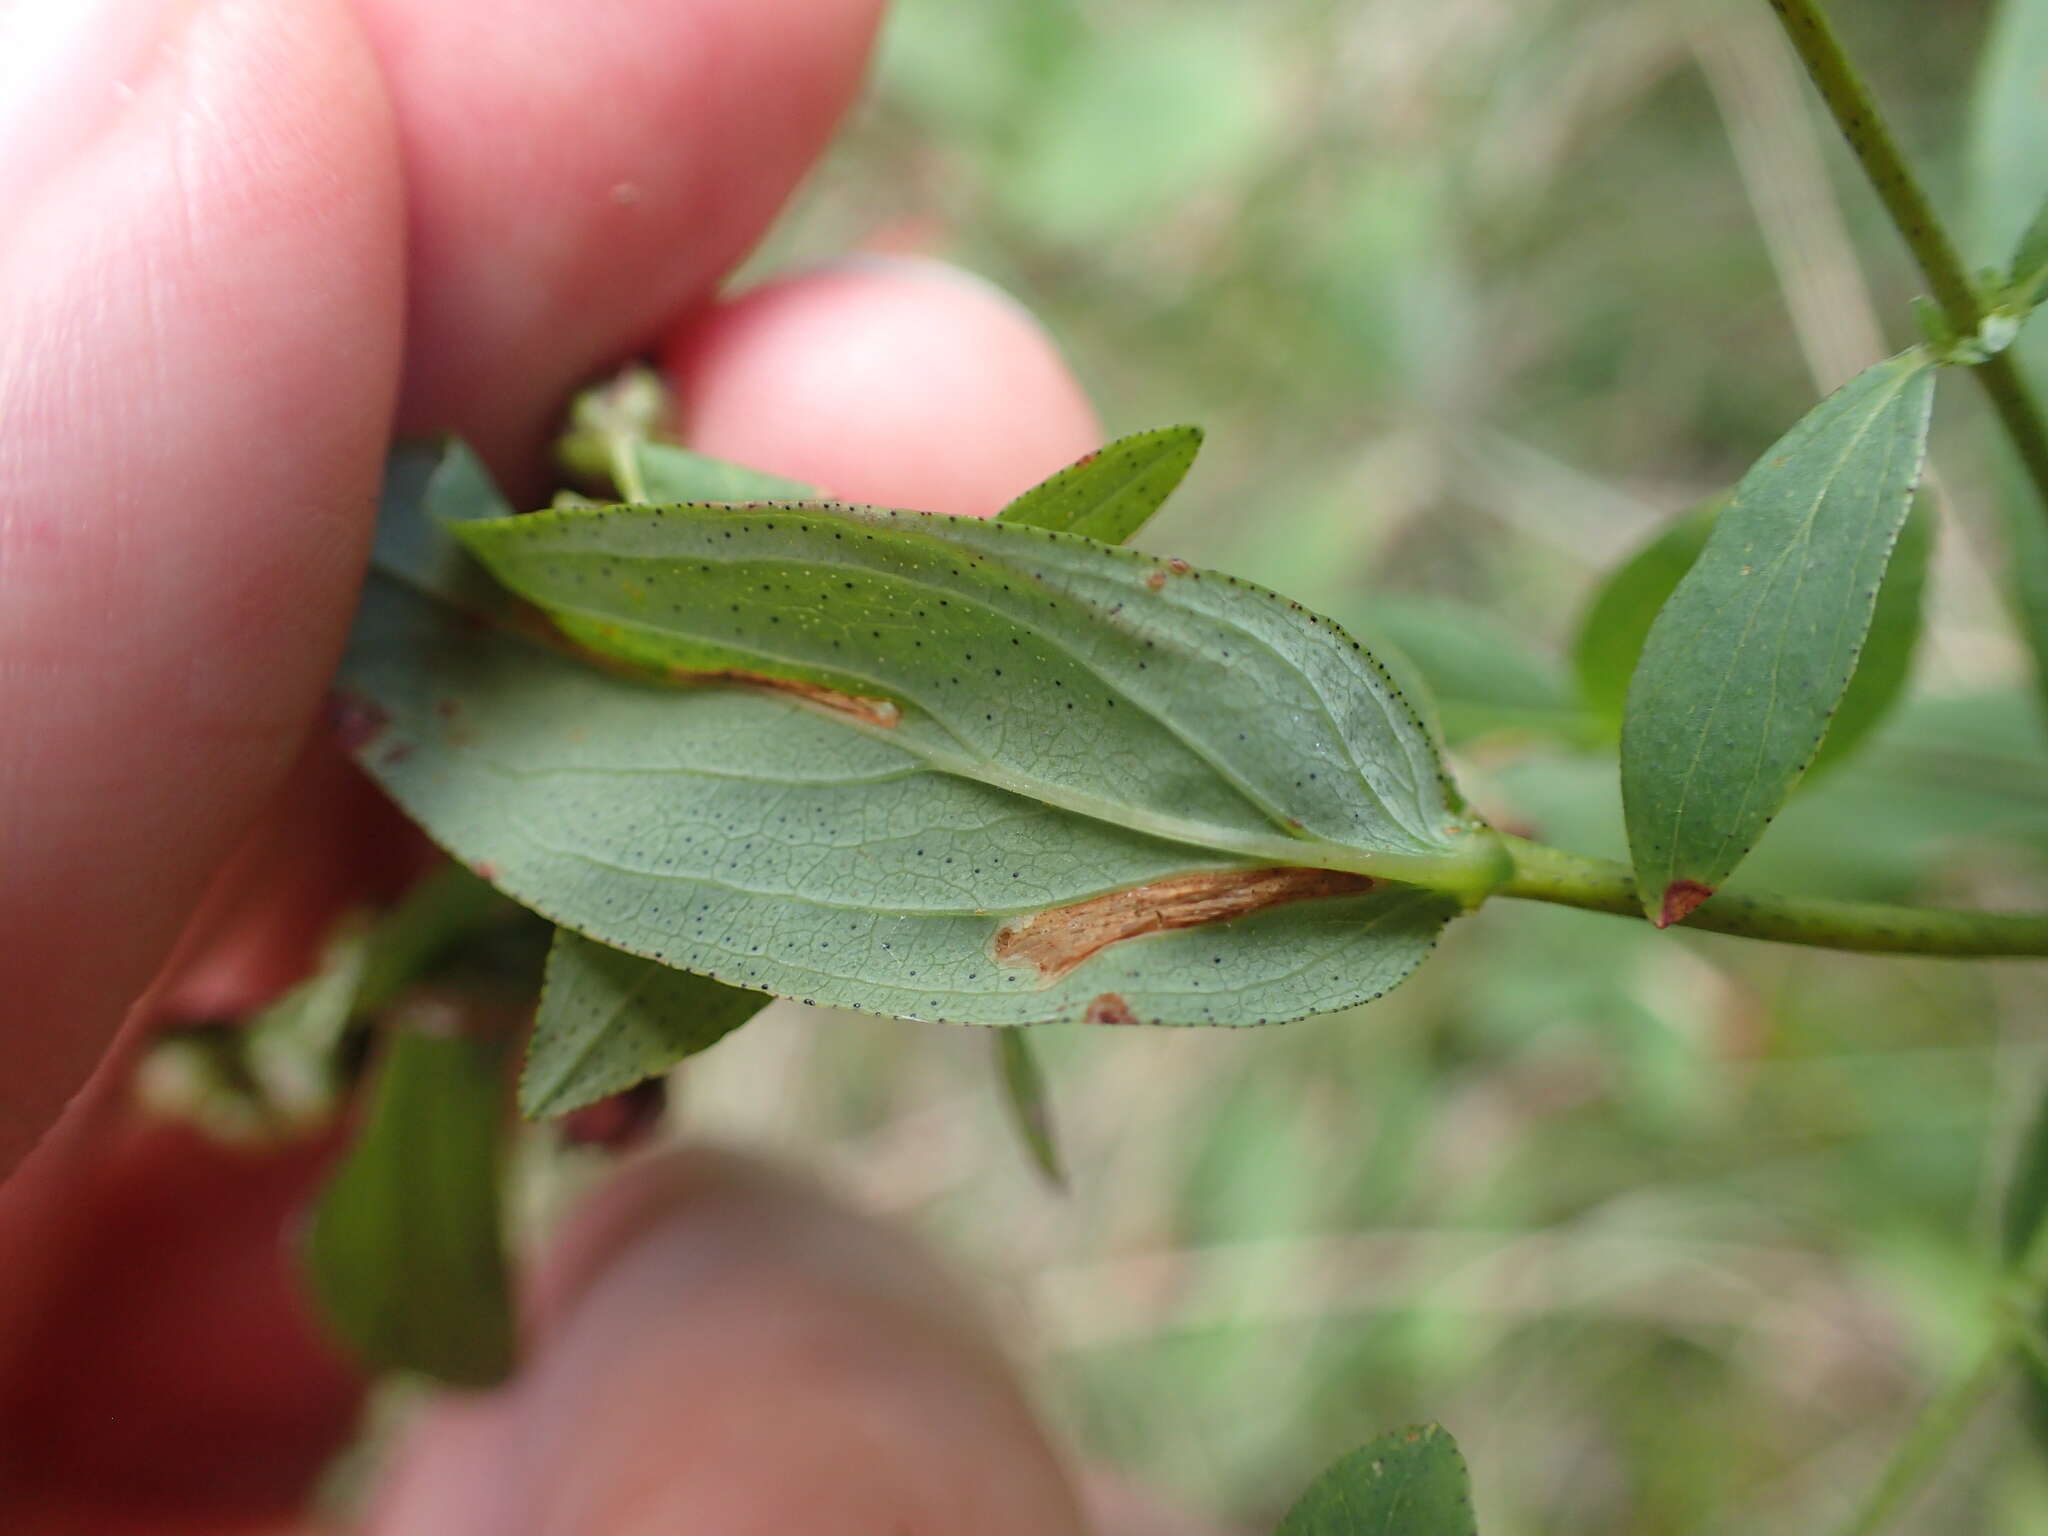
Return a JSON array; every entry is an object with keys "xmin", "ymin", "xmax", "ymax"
[{"xmin": 0, "ymin": 0, "xmax": 203, "ymax": 210}]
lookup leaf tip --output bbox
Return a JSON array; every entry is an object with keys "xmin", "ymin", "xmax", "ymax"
[{"xmin": 1655, "ymin": 880, "xmax": 1714, "ymax": 928}]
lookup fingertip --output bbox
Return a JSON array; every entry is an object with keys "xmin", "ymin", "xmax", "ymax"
[
  {"xmin": 663, "ymin": 257, "xmax": 1102, "ymax": 517},
  {"xmin": 371, "ymin": 1149, "xmax": 1088, "ymax": 1536},
  {"xmin": 355, "ymin": 0, "xmax": 888, "ymax": 481},
  {"xmin": 0, "ymin": 0, "xmax": 404, "ymax": 1177}
]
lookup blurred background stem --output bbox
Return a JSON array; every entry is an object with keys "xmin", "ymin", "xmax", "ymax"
[{"xmin": 1766, "ymin": 0, "xmax": 2048, "ymax": 524}]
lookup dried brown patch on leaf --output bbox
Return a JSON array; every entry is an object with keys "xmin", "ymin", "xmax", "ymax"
[
  {"xmin": 995, "ymin": 867, "xmax": 1377, "ymax": 982},
  {"xmin": 1084, "ymin": 993, "xmax": 1139, "ymax": 1024}
]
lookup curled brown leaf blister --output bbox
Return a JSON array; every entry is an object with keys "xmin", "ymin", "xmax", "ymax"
[{"xmin": 994, "ymin": 867, "xmax": 1376, "ymax": 982}]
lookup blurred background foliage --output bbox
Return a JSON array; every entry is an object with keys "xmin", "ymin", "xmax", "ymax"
[{"xmin": 604, "ymin": 1, "xmax": 2048, "ymax": 1530}]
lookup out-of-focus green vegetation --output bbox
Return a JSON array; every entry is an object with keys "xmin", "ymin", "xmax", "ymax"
[{"xmin": 676, "ymin": 2, "xmax": 2048, "ymax": 1531}]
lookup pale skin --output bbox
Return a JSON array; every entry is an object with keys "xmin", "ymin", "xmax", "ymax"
[{"xmin": 0, "ymin": 2, "xmax": 1221, "ymax": 1529}]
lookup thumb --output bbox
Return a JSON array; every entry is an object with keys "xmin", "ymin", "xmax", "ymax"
[{"xmin": 0, "ymin": 0, "xmax": 405, "ymax": 1175}]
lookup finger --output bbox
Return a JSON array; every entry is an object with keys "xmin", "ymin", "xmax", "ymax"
[
  {"xmin": 0, "ymin": 1121, "xmax": 361, "ymax": 1533},
  {"xmin": 348, "ymin": 0, "xmax": 886, "ymax": 487},
  {"xmin": 0, "ymin": 0, "xmax": 405, "ymax": 1176},
  {"xmin": 370, "ymin": 1151, "xmax": 1090, "ymax": 1536},
  {"xmin": 662, "ymin": 257, "xmax": 1103, "ymax": 516}
]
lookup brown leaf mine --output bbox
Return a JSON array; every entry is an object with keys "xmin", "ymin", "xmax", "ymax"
[
  {"xmin": 672, "ymin": 667, "xmax": 901, "ymax": 727},
  {"xmin": 994, "ymin": 867, "xmax": 1377, "ymax": 982},
  {"xmin": 1656, "ymin": 879, "xmax": 1714, "ymax": 928}
]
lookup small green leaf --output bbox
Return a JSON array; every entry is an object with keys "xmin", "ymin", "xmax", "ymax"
[
  {"xmin": 555, "ymin": 364, "xmax": 672, "ymax": 490},
  {"xmin": 303, "ymin": 1006, "xmax": 515, "ymax": 1387},
  {"xmin": 1274, "ymin": 1423, "xmax": 1478, "ymax": 1536},
  {"xmin": 1573, "ymin": 497, "xmax": 1720, "ymax": 734},
  {"xmin": 995, "ymin": 426, "xmax": 1202, "ymax": 544},
  {"xmin": 1620, "ymin": 352, "xmax": 1936, "ymax": 923},
  {"xmin": 631, "ymin": 441, "xmax": 819, "ymax": 504},
  {"xmin": 373, "ymin": 439, "xmax": 517, "ymax": 612},
  {"xmin": 522, "ymin": 928, "xmax": 769, "ymax": 1118},
  {"xmin": 993, "ymin": 1029, "xmax": 1065, "ymax": 1187},
  {"xmin": 1580, "ymin": 494, "xmax": 1930, "ymax": 777}
]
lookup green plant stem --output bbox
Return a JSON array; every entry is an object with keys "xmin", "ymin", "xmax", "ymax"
[
  {"xmin": 1827, "ymin": 1339, "xmax": 2007, "ymax": 1536},
  {"xmin": 1765, "ymin": 0, "xmax": 2048, "ymax": 522},
  {"xmin": 1495, "ymin": 837, "xmax": 2048, "ymax": 957},
  {"xmin": 1824, "ymin": 1162, "xmax": 2048, "ymax": 1536}
]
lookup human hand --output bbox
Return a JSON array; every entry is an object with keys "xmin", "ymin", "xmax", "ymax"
[{"xmin": 0, "ymin": 3, "xmax": 1202, "ymax": 1529}]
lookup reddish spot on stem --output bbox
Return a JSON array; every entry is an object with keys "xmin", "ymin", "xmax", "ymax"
[
  {"xmin": 1144, "ymin": 569, "xmax": 1168, "ymax": 592},
  {"xmin": 1657, "ymin": 880, "xmax": 1715, "ymax": 928},
  {"xmin": 472, "ymin": 861, "xmax": 499, "ymax": 882},
  {"xmin": 1166, "ymin": 557, "xmax": 1192, "ymax": 575}
]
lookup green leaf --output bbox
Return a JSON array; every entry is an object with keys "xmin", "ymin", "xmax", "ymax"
[
  {"xmin": 303, "ymin": 1007, "xmax": 515, "ymax": 1387},
  {"xmin": 1573, "ymin": 497, "xmax": 1720, "ymax": 734},
  {"xmin": 994, "ymin": 426, "xmax": 1202, "ymax": 544},
  {"xmin": 2012, "ymin": 503, "xmax": 2048, "ymax": 721},
  {"xmin": 373, "ymin": 439, "xmax": 517, "ymax": 613},
  {"xmin": 1355, "ymin": 594, "xmax": 1587, "ymax": 747},
  {"xmin": 1579, "ymin": 494, "xmax": 1931, "ymax": 777},
  {"xmin": 1620, "ymin": 352, "xmax": 1936, "ymax": 924},
  {"xmin": 993, "ymin": 1029, "xmax": 1065, "ymax": 1187},
  {"xmin": 2006, "ymin": 1081, "xmax": 2048, "ymax": 1269},
  {"xmin": 522, "ymin": 928, "xmax": 769, "ymax": 1118},
  {"xmin": 632, "ymin": 441, "xmax": 819, "ymax": 503},
  {"xmin": 336, "ymin": 446, "xmax": 1490, "ymax": 1029},
  {"xmin": 1809, "ymin": 493, "xmax": 1931, "ymax": 776},
  {"xmin": 1970, "ymin": 0, "xmax": 2048, "ymax": 716},
  {"xmin": 2003, "ymin": 1076, "xmax": 2048, "ymax": 1444},
  {"xmin": 1971, "ymin": 0, "xmax": 2048, "ymax": 262},
  {"xmin": 2011, "ymin": 194, "xmax": 2048, "ymax": 311},
  {"xmin": 1274, "ymin": 1423, "xmax": 1478, "ymax": 1536}
]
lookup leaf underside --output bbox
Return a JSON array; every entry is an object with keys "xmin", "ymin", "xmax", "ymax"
[
  {"xmin": 339, "ymin": 443, "xmax": 1486, "ymax": 1029},
  {"xmin": 302, "ymin": 1017, "xmax": 514, "ymax": 1387},
  {"xmin": 1274, "ymin": 1423, "xmax": 1479, "ymax": 1536},
  {"xmin": 524, "ymin": 928, "xmax": 770, "ymax": 1117},
  {"xmin": 1620, "ymin": 351, "xmax": 1935, "ymax": 919}
]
